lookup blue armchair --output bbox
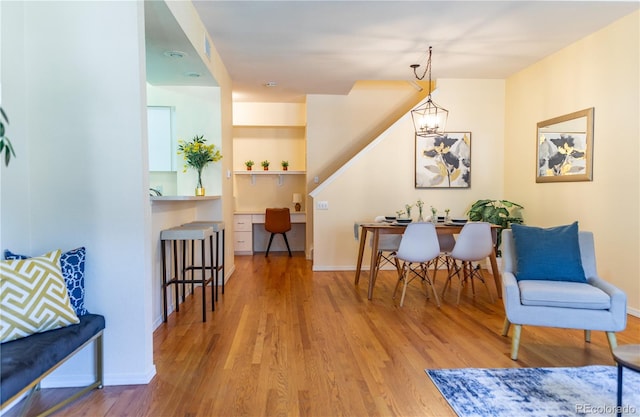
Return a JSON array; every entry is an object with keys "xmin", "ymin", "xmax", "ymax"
[{"xmin": 501, "ymin": 228, "xmax": 627, "ymax": 360}]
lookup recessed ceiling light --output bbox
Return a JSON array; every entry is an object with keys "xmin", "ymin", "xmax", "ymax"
[
  {"xmin": 164, "ymin": 50, "xmax": 186, "ymax": 59},
  {"xmin": 185, "ymin": 72, "xmax": 201, "ymax": 78},
  {"xmin": 264, "ymin": 81, "xmax": 278, "ymax": 87}
]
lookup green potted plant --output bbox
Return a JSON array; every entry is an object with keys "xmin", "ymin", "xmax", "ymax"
[
  {"xmin": 467, "ymin": 199, "xmax": 524, "ymax": 255},
  {"xmin": 177, "ymin": 135, "xmax": 222, "ymax": 196},
  {"xmin": 245, "ymin": 160, "xmax": 254, "ymax": 171},
  {"xmin": 0, "ymin": 107, "xmax": 16, "ymax": 166},
  {"xmin": 261, "ymin": 160, "xmax": 270, "ymax": 171},
  {"xmin": 281, "ymin": 160, "xmax": 289, "ymax": 171}
]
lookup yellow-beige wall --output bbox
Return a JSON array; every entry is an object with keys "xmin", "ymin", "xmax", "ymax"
[
  {"xmin": 309, "ymin": 78, "xmax": 506, "ymax": 268},
  {"xmin": 504, "ymin": 11, "xmax": 639, "ymax": 311}
]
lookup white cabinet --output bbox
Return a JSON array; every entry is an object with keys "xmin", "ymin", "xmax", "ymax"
[{"xmin": 234, "ymin": 214, "xmax": 253, "ymax": 254}]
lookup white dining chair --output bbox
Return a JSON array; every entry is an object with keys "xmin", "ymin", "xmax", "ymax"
[
  {"xmin": 393, "ymin": 222, "xmax": 441, "ymax": 307},
  {"xmin": 370, "ymin": 234, "xmax": 402, "ymax": 277},
  {"xmin": 433, "ymin": 234, "xmax": 456, "ymax": 276},
  {"xmin": 442, "ymin": 222, "xmax": 495, "ymax": 304}
]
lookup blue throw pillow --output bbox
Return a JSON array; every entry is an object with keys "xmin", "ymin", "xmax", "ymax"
[
  {"xmin": 4, "ymin": 247, "xmax": 88, "ymax": 316},
  {"xmin": 510, "ymin": 222, "xmax": 586, "ymax": 283}
]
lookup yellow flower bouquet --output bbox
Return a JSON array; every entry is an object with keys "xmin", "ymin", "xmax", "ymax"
[{"xmin": 177, "ymin": 135, "xmax": 222, "ymax": 194}]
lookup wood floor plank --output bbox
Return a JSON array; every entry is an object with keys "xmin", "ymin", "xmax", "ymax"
[{"xmin": 6, "ymin": 253, "xmax": 639, "ymax": 417}]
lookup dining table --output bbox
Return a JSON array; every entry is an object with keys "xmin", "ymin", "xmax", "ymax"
[{"xmin": 354, "ymin": 221, "xmax": 503, "ymax": 301}]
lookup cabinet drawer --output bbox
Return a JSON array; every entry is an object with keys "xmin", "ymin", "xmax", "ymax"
[
  {"xmin": 234, "ymin": 231, "xmax": 253, "ymax": 252},
  {"xmin": 234, "ymin": 215, "xmax": 253, "ymax": 232}
]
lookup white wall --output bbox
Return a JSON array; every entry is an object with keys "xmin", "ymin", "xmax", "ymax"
[
  {"xmin": 310, "ymin": 79, "xmax": 505, "ymax": 269},
  {"xmin": 1, "ymin": 1, "xmax": 155, "ymax": 386},
  {"xmin": 504, "ymin": 11, "xmax": 639, "ymax": 311},
  {"xmin": 147, "ymin": 84, "xmax": 223, "ymax": 196}
]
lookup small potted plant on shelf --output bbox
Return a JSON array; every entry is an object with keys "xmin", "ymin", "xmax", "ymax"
[
  {"xmin": 281, "ymin": 160, "xmax": 289, "ymax": 171},
  {"xmin": 261, "ymin": 160, "xmax": 270, "ymax": 171},
  {"xmin": 245, "ymin": 160, "xmax": 254, "ymax": 171}
]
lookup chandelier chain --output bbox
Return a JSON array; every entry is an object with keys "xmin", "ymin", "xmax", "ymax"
[{"xmin": 411, "ymin": 46, "xmax": 433, "ymax": 84}]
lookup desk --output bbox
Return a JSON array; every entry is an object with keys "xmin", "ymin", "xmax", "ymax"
[
  {"xmin": 234, "ymin": 212, "xmax": 306, "ymax": 254},
  {"xmin": 354, "ymin": 222, "xmax": 502, "ymax": 300}
]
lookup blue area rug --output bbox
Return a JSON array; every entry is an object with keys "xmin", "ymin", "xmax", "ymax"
[{"xmin": 427, "ymin": 365, "xmax": 640, "ymax": 417}]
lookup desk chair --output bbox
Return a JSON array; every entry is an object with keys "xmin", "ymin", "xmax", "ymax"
[
  {"xmin": 265, "ymin": 208, "xmax": 292, "ymax": 257},
  {"xmin": 393, "ymin": 222, "xmax": 441, "ymax": 307},
  {"xmin": 442, "ymin": 222, "xmax": 494, "ymax": 304}
]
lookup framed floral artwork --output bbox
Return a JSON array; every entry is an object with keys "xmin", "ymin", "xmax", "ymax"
[
  {"xmin": 536, "ymin": 108, "xmax": 594, "ymax": 183},
  {"xmin": 415, "ymin": 132, "xmax": 471, "ymax": 188}
]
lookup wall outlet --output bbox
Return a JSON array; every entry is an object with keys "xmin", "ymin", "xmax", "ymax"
[{"xmin": 317, "ymin": 201, "xmax": 329, "ymax": 210}]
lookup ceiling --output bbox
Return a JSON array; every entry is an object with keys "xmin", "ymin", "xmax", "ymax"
[{"xmin": 146, "ymin": 1, "xmax": 639, "ymax": 103}]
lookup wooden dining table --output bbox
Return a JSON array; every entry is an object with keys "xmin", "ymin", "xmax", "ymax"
[{"xmin": 354, "ymin": 221, "xmax": 503, "ymax": 301}]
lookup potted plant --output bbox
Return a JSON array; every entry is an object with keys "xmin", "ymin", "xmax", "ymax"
[
  {"xmin": 281, "ymin": 160, "xmax": 289, "ymax": 171},
  {"xmin": 245, "ymin": 160, "xmax": 254, "ymax": 171},
  {"xmin": 467, "ymin": 199, "xmax": 524, "ymax": 255},
  {"xmin": 177, "ymin": 135, "xmax": 222, "ymax": 196},
  {"xmin": 0, "ymin": 107, "xmax": 15, "ymax": 166},
  {"xmin": 261, "ymin": 160, "xmax": 270, "ymax": 171}
]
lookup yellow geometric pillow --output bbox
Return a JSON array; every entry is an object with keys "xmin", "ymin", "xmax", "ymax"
[{"xmin": 0, "ymin": 250, "xmax": 79, "ymax": 343}]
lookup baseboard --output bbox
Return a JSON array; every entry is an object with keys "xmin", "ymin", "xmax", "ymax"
[
  {"xmin": 628, "ymin": 306, "xmax": 640, "ymax": 318},
  {"xmin": 312, "ymin": 265, "xmax": 355, "ymax": 271},
  {"xmin": 41, "ymin": 365, "xmax": 157, "ymax": 388}
]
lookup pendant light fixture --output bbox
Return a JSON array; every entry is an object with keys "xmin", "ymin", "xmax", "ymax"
[{"xmin": 410, "ymin": 46, "xmax": 448, "ymax": 137}]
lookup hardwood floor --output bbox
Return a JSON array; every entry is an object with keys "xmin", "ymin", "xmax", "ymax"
[{"xmin": 10, "ymin": 253, "xmax": 640, "ymax": 416}]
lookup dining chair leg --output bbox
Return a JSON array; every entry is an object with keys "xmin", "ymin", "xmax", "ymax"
[
  {"xmin": 470, "ymin": 263, "xmax": 477, "ymax": 296},
  {"xmin": 393, "ymin": 263, "xmax": 405, "ymax": 300},
  {"xmin": 426, "ymin": 269, "xmax": 441, "ymax": 307},
  {"xmin": 400, "ymin": 273, "xmax": 410, "ymax": 307},
  {"xmin": 456, "ymin": 263, "xmax": 470, "ymax": 305},
  {"xmin": 471, "ymin": 265, "xmax": 494, "ymax": 303}
]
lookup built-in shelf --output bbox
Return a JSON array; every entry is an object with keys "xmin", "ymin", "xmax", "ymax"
[
  {"xmin": 234, "ymin": 170, "xmax": 305, "ymax": 186},
  {"xmin": 234, "ymin": 170, "xmax": 305, "ymax": 175},
  {"xmin": 150, "ymin": 195, "xmax": 221, "ymax": 202}
]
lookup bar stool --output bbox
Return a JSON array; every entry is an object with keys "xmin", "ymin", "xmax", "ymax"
[
  {"xmin": 182, "ymin": 221, "xmax": 225, "ymax": 299},
  {"xmin": 160, "ymin": 224, "xmax": 215, "ymax": 322}
]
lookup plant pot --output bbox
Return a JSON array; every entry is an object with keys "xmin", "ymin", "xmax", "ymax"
[
  {"xmin": 263, "ymin": 166, "xmax": 269, "ymax": 171},
  {"xmin": 246, "ymin": 166, "xmax": 252, "ymax": 171},
  {"xmin": 282, "ymin": 166, "xmax": 288, "ymax": 171},
  {"xmin": 195, "ymin": 187, "xmax": 205, "ymax": 196}
]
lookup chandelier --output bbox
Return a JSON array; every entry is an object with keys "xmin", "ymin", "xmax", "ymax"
[{"xmin": 410, "ymin": 46, "xmax": 449, "ymax": 137}]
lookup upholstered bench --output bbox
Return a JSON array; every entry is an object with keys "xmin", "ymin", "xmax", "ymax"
[
  {"xmin": 1, "ymin": 247, "xmax": 105, "ymax": 416},
  {"xmin": 0, "ymin": 314, "xmax": 105, "ymax": 416}
]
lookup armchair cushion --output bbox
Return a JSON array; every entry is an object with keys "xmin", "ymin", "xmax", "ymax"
[
  {"xmin": 519, "ymin": 280, "xmax": 610, "ymax": 310},
  {"xmin": 511, "ymin": 222, "xmax": 586, "ymax": 283}
]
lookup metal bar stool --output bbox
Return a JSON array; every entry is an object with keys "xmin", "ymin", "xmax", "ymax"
[
  {"xmin": 182, "ymin": 220, "xmax": 225, "ymax": 299},
  {"xmin": 160, "ymin": 225, "xmax": 215, "ymax": 322}
]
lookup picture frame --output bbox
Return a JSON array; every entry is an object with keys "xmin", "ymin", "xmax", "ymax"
[
  {"xmin": 536, "ymin": 108, "xmax": 594, "ymax": 183},
  {"xmin": 415, "ymin": 132, "xmax": 471, "ymax": 188}
]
